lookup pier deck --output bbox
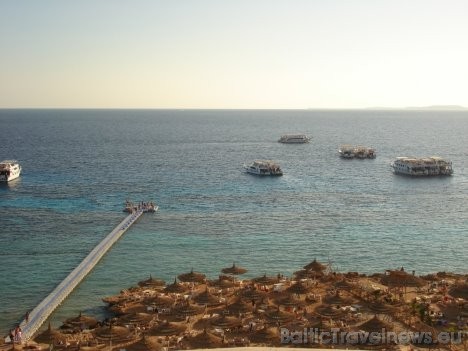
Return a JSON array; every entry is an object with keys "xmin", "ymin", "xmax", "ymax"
[{"xmin": 16, "ymin": 209, "xmax": 145, "ymax": 342}]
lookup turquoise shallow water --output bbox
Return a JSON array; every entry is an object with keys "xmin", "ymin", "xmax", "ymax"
[{"xmin": 0, "ymin": 109, "xmax": 467, "ymax": 335}]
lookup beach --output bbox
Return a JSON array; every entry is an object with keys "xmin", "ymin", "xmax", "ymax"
[{"xmin": 4, "ymin": 261, "xmax": 466, "ymax": 351}]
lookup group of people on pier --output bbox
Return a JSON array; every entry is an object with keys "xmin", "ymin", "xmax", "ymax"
[{"xmin": 124, "ymin": 200, "xmax": 157, "ymax": 213}]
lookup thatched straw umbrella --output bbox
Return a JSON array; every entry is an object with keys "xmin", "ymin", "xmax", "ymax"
[
  {"xmin": 125, "ymin": 335, "xmax": 163, "ymax": 351},
  {"xmin": 286, "ymin": 281, "xmax": 311, "ymax": 295},
  {"xmin": 33, "ymin": 323, "xmax": 68, "ymax": 345},
  {"xmin": 163, "ymin": 278, "xmax": 188, "ymax": 294},
  {"xmin": 381, "ymin": 269, "xmax": 426, "ymax": 291},
  {"xmin": 323, "ymin": 291, "xmax": 357, "ymax": 305},
  {"xmin": 241, "ymin": 288, "xmax": 267, "ymax": 301},
  {"xmin": 177, "ymin": 269, "xmax": 206, "ymax": 284},
  {"xmin": 221, "ymin": 263, "xmax": 247, "ymax": 275},
  {"xmin": 116, "ymin": 312, "xmax": 154, "ymax": 327},
  {"xmin": 314, "ymin": 304, "xmax": 346, "ymax": 318},
  {"xmin": 252, "ymin": 274, "xmax": 277, "ymax": 286},
  {"xmin": 184, "ymin": 330, "xmax": 223, "ymax": 349},
  {"xmin": 294, "ymin": 269, "xmax": 322, "ymax": 280},
  {"xmin": 138, "ymin": 275, "xmax": 165, "ymax": 288},
  {"xmin": 264, "ymin": 307, "xmax": 294, "ymax": 324},
  {"xmin": 144, "ymin": 295, "xmax": 174, "ymax": 309},
  {"xmin": 248, "ymin": 326, "xmax": 280, "ymax": 346},
  {"xmin": 225, "ymin": 297, "xmax": 254, "ymax": 315},
  {"xmin": 210, "ymin": 314, "xmax": 242, "ymax": 330},
  {"xmin": 356, "ymin": 315, "xmax": 394, "ymax": 338},
  {"xmin": 61, "ymin": 312, "xmax": 99, "ymax": 331},
  {"xmin": 208, "ymin": 276, "xmax": 236, "ymax": 289},
  {"xmin": 173, "ymin": 302, "xmax": 203, "ymax": 318},
  {"xmin": 273, "ymin": 293, "xmax": 306, "ymax": 308},
  {"xmin": 93, "ymin": 325, "xmax": 134, "ymax": 343},
  {"xmin": 193, "ymin": 288, "xmax": 223, "ymax": 307},
  {"xmin": 147, "ymin": 321, "xmax": 186, "ymax": 336},
  {"xmin": 303, "ymin": 258, "xmax": 326, "ymax": 272},
  {"xmin": 369, "ymin": 301, "xmax": 397, "ymax": 314}
]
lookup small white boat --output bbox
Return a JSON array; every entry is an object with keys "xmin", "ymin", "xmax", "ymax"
[
  {"xmin": 244, "ymin": 160, "xmax": 283, "ymax": 176},
  {"xmin": 278, "ymin": 134, "xmax": 310, "ymax": 144},
  {"xmin": 391, "ymin": 156, "xmax": 453, "ymax": 176},
  {"xmin": 0, "ymin": 160, "xmax": 21, "ymax": 182}
]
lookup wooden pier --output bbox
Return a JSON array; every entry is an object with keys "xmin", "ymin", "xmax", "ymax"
[{"xmin": 16, "ymin": 209, "xmax": 146, "ymax": 342}]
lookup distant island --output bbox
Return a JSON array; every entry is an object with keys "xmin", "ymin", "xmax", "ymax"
[{"xmin": 366, "ymin": 105, "xmax": 467, "ymax": 110}]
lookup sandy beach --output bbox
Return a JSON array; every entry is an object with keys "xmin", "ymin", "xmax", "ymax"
[{"xmin": 3, "ymin": 261, "xmax": 467, "ymax": 351}]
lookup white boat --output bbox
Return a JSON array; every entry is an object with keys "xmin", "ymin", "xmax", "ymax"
[
  {"xmin": 339, "ymin": 145, "xmax": 376, "ymax": 159},
  {"xmin": 391, "ymin": 156, "xmax": 453, "ymax": 176},
  {"xmin": 244, "ymin": 160, "xmax": 283, "ymax": 176},
  {"xmin": 278, "ymin": 134, "xmax": 310, "ymax": 144},
  {"xmin": 0, "ymin": 160, "xmax": 21, "ymax": 182}
]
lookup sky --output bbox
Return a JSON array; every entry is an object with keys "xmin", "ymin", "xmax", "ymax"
[{"xmin": 1, "ymin": 0, "xmax": 467, "ymax": 109}]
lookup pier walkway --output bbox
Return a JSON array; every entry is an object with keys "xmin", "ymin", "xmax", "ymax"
[{"xmin": 16, "ymin": 209, "xmax": 145, "ymax": 342}]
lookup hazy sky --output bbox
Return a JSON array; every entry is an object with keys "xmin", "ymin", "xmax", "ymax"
[{"xmin": 1, "ymin": 0, "xmax": 467, "ymax": 109}]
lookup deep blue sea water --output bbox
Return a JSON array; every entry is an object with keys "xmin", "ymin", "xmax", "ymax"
[{"xmin": 0, "ymin": 109, "xmax": 467, "ymax": 335}]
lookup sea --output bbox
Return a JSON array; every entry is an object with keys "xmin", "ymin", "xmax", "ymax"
[{"xmin": 0, "ymin": 109, "xmax": 467, "ymax": 335}]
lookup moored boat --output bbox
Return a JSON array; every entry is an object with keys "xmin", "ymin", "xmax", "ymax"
[
  {"xmin": 278, "ymin": 134, "xmax": 310, "ymax": 144},
  {"xmin": 339, "ymin": 145, "xmax": 376, "ymax": 159},
  {"xmin": 0, "ymin": 160, "xmax": 21, "ymax": 182},
  {"xmin": 391, "ymin": 156, "xmax": 453, "ymax": 176},
  {"xmin": 244, "ymin": 160, "xmax": 283, "ymax": 176}
]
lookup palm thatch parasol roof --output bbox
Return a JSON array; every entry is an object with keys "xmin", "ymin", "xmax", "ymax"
[
  {"xmin": 273, "ymin": 293, "xmax": 306, "ymax": 308},
  {"xmin": 173, "ymin": 302, "xmax": 203, "ymax": 317},
  {"xmin": 93, "ymin": 325, "xmax": 134, "ymax": 343},
  {"xmin": 138, "ymin": 275, "xmax": 165, "ymax": 288},
  {"xmin": 314, "ymin": 304, "xmax": 346, "ymax": 317},
  {"xmin": 208, "ymin": 276, "xmax": 236, "ymax": 289},
  {"xmin": 116, "ymin": 312, "xmax": 154, "ymax": 326},
  {"xmin": 369, "ymin": 301, "xmax": 397, "ymax": 314},
  {"xmin": 145, "ymin": 294, "xmax": 174, "ymax": 308},
  {"xmin": 381, "ymin": 269, "xmax": 426, "ymax": 288},
  {"xmin": 184, "ymin": 330, "xmax": 223, "ymax": 349},
  {"xmin": 147, "ymin": 321, "xmax": 186, "ymax": 336},
  {"xmin": 125, "ymin": 335, "xmax": 163, "ymax": 351},
  {"xmin": 303, "ymin": 258, "xmax": 326, "ymax": 272},
  {"xmin": 358, "ymin": 315, "xmax": 393, "ymax": 333},
  {"xmin": 323, "ymin": 291, "xmax": 357, "ymax": 305},
  {"xmin": 286, "ymin": 281, "xmax": 311, "ymax": 295},
  {"xmin": 248, "ymin": 327, "xmax": 280, "ymax": 345},
  {"xmin": 221, "ymin": 263, "xmax": 247, "ymax": 275},
  {"xmin": 294, "ymin": 269, "xmax": 323, "ymax": 280},
  {"xmin": 193, "ymin": 288, "xmax": 223, "ymax": 307},
  {"xmin": 177, "ymin": 269, "xmax": 206, "ymax": 283},
  {"xmin": 225, "ymin": 297, "xmax": 254, "ymax": 314},
  {"xmin": 252, "ymin": 274, "xmax": 277, "ymax": 285},
  {"xmin": 264, "ymin": 307, "xmax": 294, "ymax": 324},
  {"xmin": 62, "ymin": 312, "xmax": 99, "ymax": 330},
  {"xmin": 241, "ymin": 288, "xmax": 267, "ymax": 301},
  {"xmin": 33, "ymin": 323, "xmax": 68, "ymax": 344},
  {"xmin": 210, "ymin": 314, "xmax": 242, "ymax": 329},
  {"xmin": 163, "ymin": 278, "xmax": 188, "ymax": 294}
]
